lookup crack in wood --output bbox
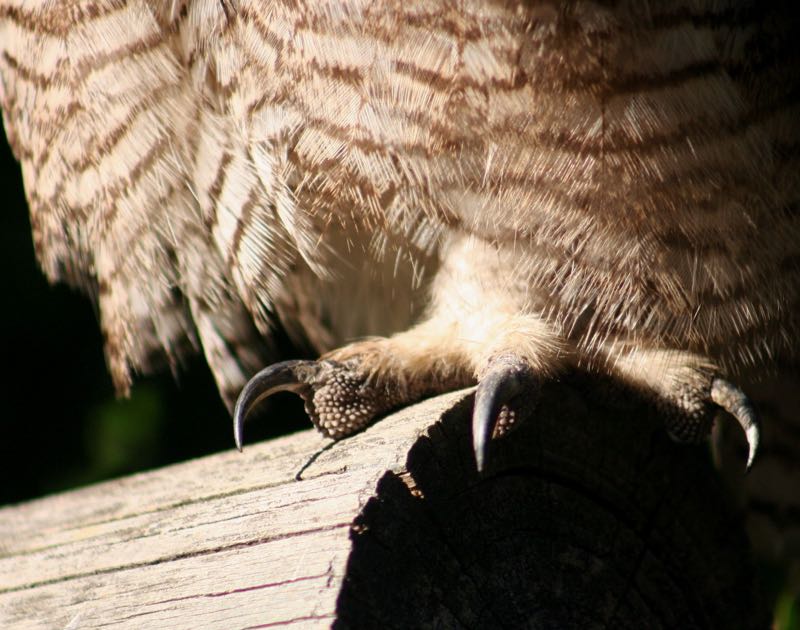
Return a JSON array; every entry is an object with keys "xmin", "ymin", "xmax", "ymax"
[{"xmin": 0, "ymin": 523, "xmax": 351, "ymax": 595}]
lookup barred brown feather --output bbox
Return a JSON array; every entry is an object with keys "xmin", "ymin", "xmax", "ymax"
[
  {"xmin": 2, "ymin": 1, "xmax": 796, "ymax": 393},
  {"xmin": 1, "ymin": 0, "xmax": 797, "ymax": 455},
  {"xmin": 3, "ymin": 0, "xmax": 799, "ymax": 588}
]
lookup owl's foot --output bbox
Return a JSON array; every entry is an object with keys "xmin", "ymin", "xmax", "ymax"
[
  {"xmin": 233, "ymin": 332, "xmax": 474, "ymax": 447},
  {"xmin": 234, "ymin": 358, "xmax": 409, "ymax": 447},
  {"xmin": 233, "ymin": 337, "xmax": 545, "ymax": 471},
  {"xmin": 663, "ymin": 376, "xmax": 760, "ymax": 470}
]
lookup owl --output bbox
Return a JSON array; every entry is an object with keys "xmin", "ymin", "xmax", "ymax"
[{"xmin": 1, "ymin": 0, "xmax": 798, "ymax": 472}]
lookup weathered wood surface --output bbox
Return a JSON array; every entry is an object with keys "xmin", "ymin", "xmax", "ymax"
[{"xmin": 0, "ymin": 377, "xmax": 768, "ymax": 629}]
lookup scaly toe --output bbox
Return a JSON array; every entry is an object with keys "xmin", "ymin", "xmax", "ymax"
[
  {"xmin": 234, "ymin": 359, "xmax": 406, "ymax": 447},
  {"xmin": 663, "ymin": 376, "xmax": 760, "ymax": 471}
]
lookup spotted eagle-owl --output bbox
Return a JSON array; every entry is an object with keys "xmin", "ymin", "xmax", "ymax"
[{"xmin": 1, "ymin": 0, "xmax": 798, "ymax": 471}]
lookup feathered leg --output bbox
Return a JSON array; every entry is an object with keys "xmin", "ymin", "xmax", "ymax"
[
  {"xmin": 234, "ymin": 234, "xmax": 760, "ymax": 472},
  {"xmin": 234, "ymin": 235, "xmax": 566, "ymax": 466}
]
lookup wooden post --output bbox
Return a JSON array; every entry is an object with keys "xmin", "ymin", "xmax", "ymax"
[{"xmin": 0, "ymin": 377, "xmax": 767, "ymax": 629}]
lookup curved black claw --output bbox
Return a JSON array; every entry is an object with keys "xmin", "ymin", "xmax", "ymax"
[
  {"xmin": 233, "ymin": 360, "xmax": 321, "ymax": 451},
  {"xmin": 472, "ymin": 356, "xmax": 540, "ymax": 472},
  {"xmin": 710, "ymin": 377, "xmax": 760, "ymax": 471}
]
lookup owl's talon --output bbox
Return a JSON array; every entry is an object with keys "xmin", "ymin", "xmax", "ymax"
[
  {"xmin": 472, "ymin": 355, "xmax": 540, "ymax": 472},
  {"xmin": 233, "ymin": 360, "xmax": 324, "ymax": 450},
  {"xmin": 710, "ymin": 378, "xmax": 760, "ymax": 470},
  {"xmin": 234, "ymin": 356, "xmax": 408, "ymax": 447},
  {"xmin": 664, "ymin": 375, "xmax": 760, "ymax": 471}
]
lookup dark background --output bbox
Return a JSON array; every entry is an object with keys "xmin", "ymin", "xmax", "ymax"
[{"xmin": 0, "ymin": 133, "xmax": 307, "ymax": 507}]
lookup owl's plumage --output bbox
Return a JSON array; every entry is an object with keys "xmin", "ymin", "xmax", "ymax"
[{"xmin": 1, "ymin": 1, "xmax": 798, "ymax": 465}]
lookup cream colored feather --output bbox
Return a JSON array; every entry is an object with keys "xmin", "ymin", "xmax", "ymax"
[{"xmin": 1, "ymin": 0, "xmax": 797, "ymax": 416}]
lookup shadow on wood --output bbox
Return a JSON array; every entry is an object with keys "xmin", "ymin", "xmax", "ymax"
[
  {"xmin": 337, "ymin": 375, "xmax": 767, "ymax": 628},
  {"xmin": 0, "ymin": 375, "xmax": 766, "ymax": 629}
]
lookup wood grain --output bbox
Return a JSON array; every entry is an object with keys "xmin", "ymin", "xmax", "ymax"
[
  {"xmin": 0, "ymin": 391, "xmax": 465, "ymax": 629},
  {"xmin": 0, "ymin": 381, "xmax": 768, "ymax": 629}
]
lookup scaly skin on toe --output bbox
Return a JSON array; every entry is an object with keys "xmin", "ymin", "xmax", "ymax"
[
  {"xmin": 233, "ymin": 359, "xmax": 406, "ymax": 446},
  {"xmin": 234, "ymin": 331, "xmax": 474, "ymax": 448},
  {"xmin": 661, "ymin": 376, "xmax": 760, "ymax": 470}
]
